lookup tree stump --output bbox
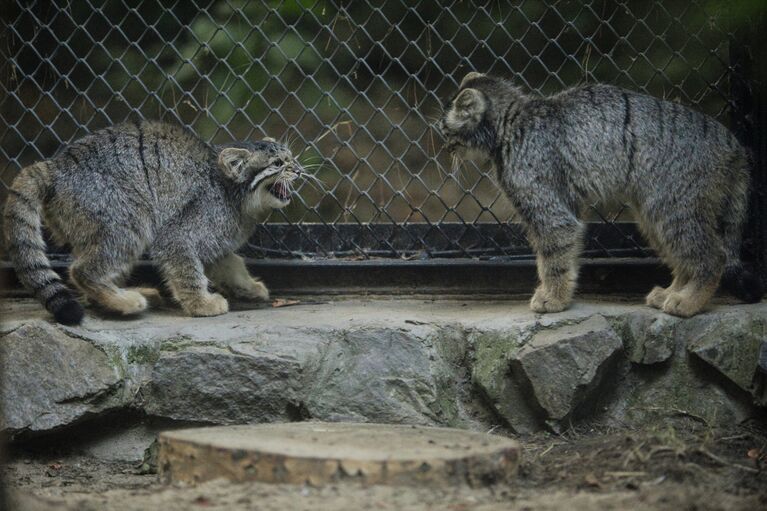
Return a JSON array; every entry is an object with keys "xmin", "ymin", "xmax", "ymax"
[{"xmin": 158, "ymin": 422, "xmax": 520, "ymax": 487}]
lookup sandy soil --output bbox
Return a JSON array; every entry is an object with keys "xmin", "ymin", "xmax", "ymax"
[{"xmin": 5, "ymin": 421, "xmax": 767, "ymax": 511}]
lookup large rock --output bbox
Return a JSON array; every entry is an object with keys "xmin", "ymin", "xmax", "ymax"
[
  {"xmin": 760, "ymin": 341, "xmax": 767, "ymax": 373},
  {"xmin": 144, "ymin": 345, "xmax": 304, "ymax": 424},
  {"xmin": 509, "ymin": 315, "xmax": 623, "ymax": 429},
  {"xmin": 141, "ymin": 325, "xmax": 472, "ymax": 428},
  {"xmin": 687, "ymin": 310, "xmax": 766, "ymax": 405},
  {"xmin": 604, "ymin": 309, "xmax": 764, "ymax": 428},
  {"xmin": 0, "ymin": 321, "xmax": 123, "ymax": 437},
  {"xmin": 303, "ymin": 328, "xmax": 447, "ymax": 424},
  {"xmin": 755, "ymin": 341, "xmax": 767, "ymax": 406},
  {"xmin": 470, "ymin": 329, "xmax": 541, "ymax": 434},
  {"xmin": 621, "ymin": 311, "xmax": 678, "ymax": 364}
]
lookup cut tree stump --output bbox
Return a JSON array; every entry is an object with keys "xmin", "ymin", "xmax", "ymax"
[{"xmin": 158, "ymin": 422, "xmax": 520, "ymax": 487}]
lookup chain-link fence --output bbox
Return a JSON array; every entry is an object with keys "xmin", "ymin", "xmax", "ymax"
[{"xmin": 1, "ymin": 1, "xmax": 764, "ymax": 272}]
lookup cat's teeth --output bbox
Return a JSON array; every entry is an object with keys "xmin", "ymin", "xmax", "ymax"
[{"xmin": 270, "ymin": 182, "xmax": 290, "ymax": 200}]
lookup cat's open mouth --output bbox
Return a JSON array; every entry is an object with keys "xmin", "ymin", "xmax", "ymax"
[{"xmin": 269, "ymin": 181, "xmax": 291, "ymax": 202}]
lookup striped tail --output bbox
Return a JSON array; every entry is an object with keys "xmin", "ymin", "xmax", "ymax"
[
  {"xmin": 3, "ymin": 162, "xmax": 84, "ymax": 325},
  {"xmin": 718, "ymin": 153, "xmax": 764, "ymax": 304}
]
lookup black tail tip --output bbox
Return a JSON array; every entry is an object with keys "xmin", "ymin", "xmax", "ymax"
[
  {"xmin": 722, "ymin": 267, "xmax": 765, "ymax": 304},
  {"xmin": 53, "ymin": 300, "xmax": 85, "ymax": 325}
]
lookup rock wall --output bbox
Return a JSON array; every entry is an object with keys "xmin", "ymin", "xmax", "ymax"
[{"xmin": 1, "ymin": 299, "xmax": 765, "ymax": 441}]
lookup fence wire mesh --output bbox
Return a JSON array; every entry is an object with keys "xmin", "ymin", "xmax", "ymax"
[{"xmin": 0, "ymin": 0, "xmax": 760, "ymax": 264}]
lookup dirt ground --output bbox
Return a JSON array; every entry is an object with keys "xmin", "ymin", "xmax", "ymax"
[{"xmin": 4, "ymin": 420, "xmax": 767, "ymax": 511}]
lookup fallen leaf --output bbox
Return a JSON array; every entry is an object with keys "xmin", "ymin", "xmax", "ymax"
[
  {"xmin": 193, "ymin": 495, "xmax": 212, "ymax": 507},
  {"xmin": 272, "ymin": 299, "xmax": 301, "ymax": 308}
]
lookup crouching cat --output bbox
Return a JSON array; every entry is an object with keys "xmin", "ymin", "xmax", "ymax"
[
  {"xmin": 4, "ymin": 120, "xmax": 302, "ymax": 324},
  {"xmin": 438, "ymin": 72, "xmax": 764, "ymax": 317}
]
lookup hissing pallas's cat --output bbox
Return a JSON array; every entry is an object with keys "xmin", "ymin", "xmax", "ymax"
[
  {"xmin": 4, "ymin": 120, "xmax": 303, "ymax": 325},
  {"xmin": 438, "ymin": 72, "xmax": 764, "ymax": 317}
]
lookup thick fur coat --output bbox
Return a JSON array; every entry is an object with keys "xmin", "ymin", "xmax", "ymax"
[
  {"xmin": 4, "ymin": 120, "xmax": 301, "ymax": 324},
  {"xmin": 438, "ymin": 72, "xmax": 763, "ymax": 317}
]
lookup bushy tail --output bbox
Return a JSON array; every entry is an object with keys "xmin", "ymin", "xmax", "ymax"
[
  {"xmin": 719, "ymin": 153, "xmax": 764, "ymax": 304},
  {"xmin": 721, "ymin": 264, "xmax": 764, "ymax": 304},
  {"xmin": 3, "ymin": 162, "xmax": 84, "ymax": 325}
]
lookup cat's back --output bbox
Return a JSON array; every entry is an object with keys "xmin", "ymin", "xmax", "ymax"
[
  {"xmin": 511, "ymin": 83, "xmax": 746, "ymax": 201},
  {"xmin": 48, "ymin": 120, "xmax": 215, "ymax": 216},
  {"xmin": 50, "ymin": 120, "xmax": 210, "ymax": 180},
  {"xmin": 544, "ymin": 84, "xmax": 742, "ymax": 181},
  {"xmin": 550, "ymin": 83, "xmax": 736, "ymax": 151}
]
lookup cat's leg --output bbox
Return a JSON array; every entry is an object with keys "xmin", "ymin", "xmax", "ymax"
[
  {"xmin": 206, "ymin": 252, "xmax": 269, "ymax": 301},
  {"xmin": 655, "ymin": 217, "xmax": 724, "ymax": 318},
  {"xmin": 637, "ymin": 216, "xmax": 682, "ymax": 308},
  {"xmin": 127, "ymin": 286, "xmax": 164, "ymax": 307},
  {"xmin": 154, "ymin": 247, "xmax": 228, "ymax": 317},
  {"xmin": 111, "ymin": 268, "xmax": 163, "ymax": 306},
  {"xmin": 70, "ymin": 246, "xmax": 147, "ymax": 315},
  {"xmin": 524, "ymin": 207, "xmax": 584, "ymax": 313}
]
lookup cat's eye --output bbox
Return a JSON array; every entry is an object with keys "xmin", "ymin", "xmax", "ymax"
[{"xmin": 272, "ymin": 159, "xmax": 284, "ymax": 167}]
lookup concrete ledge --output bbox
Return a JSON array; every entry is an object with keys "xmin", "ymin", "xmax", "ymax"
[{"xmin": 1, "ymin": 296, "xmax": 765, "ymax": 446}]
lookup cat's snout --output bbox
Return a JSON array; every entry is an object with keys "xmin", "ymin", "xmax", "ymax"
[
  {"xmin": 289, "ymin": 162, "xmax": 304, "ymax": 176},
  {"xmin": 435, "ymin": 118, "xmax": 446, "ymax": 136}
]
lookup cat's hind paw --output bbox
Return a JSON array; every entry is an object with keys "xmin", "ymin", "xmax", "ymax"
[
  {"xmin": 129, "ymin": 287, "xmax": 164, "ymax": 307},
  {"xmin": 102, "ymin": 289, "xmax": 148, "ymax": 315},
  {"xmin": 530, "ymin": 287, "xmax": 569, "ymax": 313},
  {"xmin": 661, "ymin": 292, "xmax": 701, "ymax": 318},
  {"xmin": 183, "ymin": 292, "xmax": 229, "ymax": 317}
]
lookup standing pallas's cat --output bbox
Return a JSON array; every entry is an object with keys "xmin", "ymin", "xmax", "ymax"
[
  {"xmin": 438, "ymin": 72, "xmax": 763, "ymax": 317},
  {"xmin": 4, "ymin": 120, "xmax": 302, "ymax": 324}
]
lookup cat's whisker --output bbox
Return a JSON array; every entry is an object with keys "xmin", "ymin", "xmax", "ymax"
[
  {"xmin": 299, "ymin": 171, "xmax": 328, "ymax": 192},
  {"xmin": 450, "ymin": 152, "xmax": 463, "ymax": 176}
]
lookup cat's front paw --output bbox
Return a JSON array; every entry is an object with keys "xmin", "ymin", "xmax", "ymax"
[
  {"xmin": 661, "ymin": 292, "xmax": 700, "ymax": 318},
  {"xmin": 645, "ymin": 286, "xmax": 668, "ymax": 309},
  {"xmin": 183, "ymin": 292, "xmax": 229, "ymax": 317},
  {"xmin": 530, "ymin": 287, "xmax": 569, "ymax": 313}
]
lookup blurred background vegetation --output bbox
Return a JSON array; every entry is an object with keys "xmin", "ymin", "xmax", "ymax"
[{"xmin": 1, "ymin": 0, "xmax": 765, "ymax": 255}]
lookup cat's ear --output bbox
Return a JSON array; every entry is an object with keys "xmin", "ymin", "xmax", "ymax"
[
  {"xmin": 454, "ymin": 88, "xmax": 487, "ymax": 119},
  {"xmin": 218, "ymin": 147, "xmax": 252, "ymax": 182},
  {"xmin": 460, "ymin": 71, "xmax": 485, "ymax": 88},
  {"xmin": 263, "ymin": 137, "xmax": 276, "ymax": 143}
]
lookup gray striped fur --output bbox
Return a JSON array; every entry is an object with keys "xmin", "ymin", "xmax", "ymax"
[
  {"xmin": 3, "ymin": 121, "xmax": 301, "ymax": 323},
  {"xmin": 438, "ymin": 73, "xmax": 763, "ymax": 317}
]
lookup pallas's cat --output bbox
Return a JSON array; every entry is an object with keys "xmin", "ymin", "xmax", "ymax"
[
  {"xmin": 438, "ymin": 73, "xmax": 763, "ymax": 317},
  {"xmin": 4, "ymin": 120, "xmax": 302, "ymax": 324}
]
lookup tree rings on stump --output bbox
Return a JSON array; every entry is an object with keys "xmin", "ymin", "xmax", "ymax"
[{"xmin": 158, "ymin": 422, "xmax": 520, "ymax": 487}]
